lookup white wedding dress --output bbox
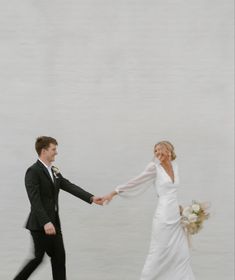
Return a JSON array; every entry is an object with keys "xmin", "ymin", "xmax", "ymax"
[{"xmin": 115, "ymin": 160, "xmax": 195, "ymax": 280}]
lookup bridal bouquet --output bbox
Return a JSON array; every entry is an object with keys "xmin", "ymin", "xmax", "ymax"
[{"xmin": 181, "ymin": 201, "xmax": 210, "ymax": 235}]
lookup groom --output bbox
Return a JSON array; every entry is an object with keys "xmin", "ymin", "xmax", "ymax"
[{"xmin": 13, "ymin": 136, "xmax": 103, "ymax": 280}]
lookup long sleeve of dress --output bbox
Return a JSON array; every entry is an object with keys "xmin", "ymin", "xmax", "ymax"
[{"xmin": 115, "ymin": 162, "xmax": 156, "ymax": 198}]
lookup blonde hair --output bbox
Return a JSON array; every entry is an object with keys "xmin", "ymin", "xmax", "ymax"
[{"xmin": 154, "ymin": 140, "xmax": 177, "ymax": 161}]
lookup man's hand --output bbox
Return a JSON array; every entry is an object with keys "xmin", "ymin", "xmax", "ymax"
[
  {"xmin": 91, "ymin": 196, "xmax": 104, "ymax": 206},
  {"xmin": 44, "ymin": 222, "xmax": 56, "ymax": 235}
]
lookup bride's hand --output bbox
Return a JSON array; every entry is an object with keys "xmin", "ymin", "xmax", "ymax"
[
  {"xmin": 102, "ymin": 191, "xmax": 117, "ymax": 205},
  {"xmin": 102, "ymin": 194, "xmax": 113, "ymax": 205}
]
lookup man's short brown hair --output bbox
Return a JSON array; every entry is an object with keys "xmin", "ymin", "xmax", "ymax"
[{"xmin": 35, "ymin": 136, "xmax": 58, "ymax": 156}]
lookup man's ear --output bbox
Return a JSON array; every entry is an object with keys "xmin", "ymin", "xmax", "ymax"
[{"xmin": 41, "ymin": 148, "xmax": 46, "ymax": 155}]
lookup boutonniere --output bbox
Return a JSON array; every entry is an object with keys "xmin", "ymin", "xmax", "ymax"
[{"xmin": 52, "ymin": 166, "xmax": 60, "ymax": 178}]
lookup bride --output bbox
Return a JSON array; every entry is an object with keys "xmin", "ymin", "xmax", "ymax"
[{"xmin": 102, "ymin": 141, "xmax": 195, "ymax": 280}]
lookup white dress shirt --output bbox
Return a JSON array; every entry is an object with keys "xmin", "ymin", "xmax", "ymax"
[{"xmin": 38, "ymin": 158, "xmax": 54, "ymax": 182}]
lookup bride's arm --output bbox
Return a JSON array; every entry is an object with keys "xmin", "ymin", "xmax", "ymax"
[{"xmin": 103, "ymin": 162, "xmax": 156, "ymax": 202}]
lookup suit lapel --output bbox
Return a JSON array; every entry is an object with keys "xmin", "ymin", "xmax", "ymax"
[
  {"xmin": 51, "ymin": 170, "xmax": 59, "ymax": 191},
  {"xmin": 36, "ymin": 160, "xmax": 56, "ymax": 187}
]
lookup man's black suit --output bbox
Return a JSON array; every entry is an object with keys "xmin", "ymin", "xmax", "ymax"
[{"xmin": 14, "ymin": 160, "xmax": 94, "ymax": 280}]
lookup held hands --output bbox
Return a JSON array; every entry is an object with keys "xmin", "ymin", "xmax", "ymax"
[
  {"xmin": 91, "ymin": 196, "xmax": 104, "ymax": 205},
  {"xmin": 91, "ymin": 191, "xmax": 117, "ymax": 206},
  {"xmin": 101, "ymin": 191, "xmax": 117, "ymax": 206}
]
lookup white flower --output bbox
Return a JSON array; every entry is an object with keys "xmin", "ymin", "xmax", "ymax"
[
  {"xmin": 182, "ymin": 206, "xmax": 192, "ymax": 218},
  {"xmin": 181, "ymin": 217, "xmax": 190, "ymax": 226},
  {"xmin": 192, "ymin": 203, "xmax": 200, "ymax": 213},
  {"xmin": 52, "ymin": 166, "xmax": 60, "ymax": 177},
  {"xmin": 188, "ymin": 213, "xmax": 198, "ymax": 223}
]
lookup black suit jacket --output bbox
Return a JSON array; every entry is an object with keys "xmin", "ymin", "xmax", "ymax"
[{"xmin": 25, "ymin": 160, "xmax": 94, "ymax": 231}]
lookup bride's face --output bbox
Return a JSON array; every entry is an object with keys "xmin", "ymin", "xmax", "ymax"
[{"xmin": 154, "ymin": 144, "xmax": 171, "ymax": 163}]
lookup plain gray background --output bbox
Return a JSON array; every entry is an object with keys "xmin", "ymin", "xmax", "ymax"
[{"xmin": 0, "ymin": 0, "xmax": 234, "ymax": 279}]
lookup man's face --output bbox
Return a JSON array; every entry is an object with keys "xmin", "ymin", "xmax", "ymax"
[{"xmin": 43, "ymin": 143, "xmax": 58, "ymax": 163}]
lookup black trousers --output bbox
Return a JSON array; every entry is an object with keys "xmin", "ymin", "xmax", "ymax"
[{"xmin": 13, "ymin": 228, "xmax": 66, "ymax": 280}]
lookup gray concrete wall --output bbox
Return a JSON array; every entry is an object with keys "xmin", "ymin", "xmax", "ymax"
[{"xmin": 0, "ymin": 0, "xmax": 234, "ymax": 279}]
